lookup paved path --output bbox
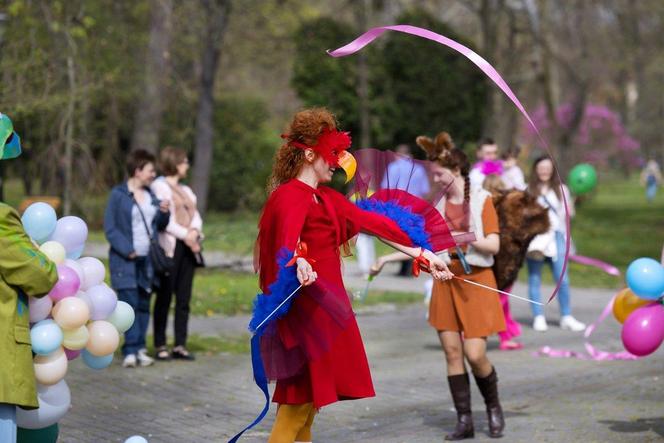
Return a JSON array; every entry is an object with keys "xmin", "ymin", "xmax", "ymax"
[{"xmin": 59, "ymin": 268, "xmax": 664, "ymax": 442}]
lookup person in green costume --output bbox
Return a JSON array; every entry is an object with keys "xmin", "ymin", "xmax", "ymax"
[{"xmin": 0, "ymin": 113, "xmax": 58, "ymax": 443}]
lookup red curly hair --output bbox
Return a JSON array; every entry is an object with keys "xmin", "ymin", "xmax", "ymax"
[{"xmin": 267, "ymin": 108, "xmax": 338, "ymax": 193}]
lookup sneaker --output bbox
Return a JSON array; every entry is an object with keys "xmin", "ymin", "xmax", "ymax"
[
  {"xmin": 122, "ymin": 354, "xmax": 137, "ymax": 368},
  {"xmin": 137, "ymin": 348, "xmax": 155, "ymax": 367},
  {"xmin": 560, "ymin": 315, "xmax": 586, "ymax": 332},
  {"xmin": 533, "ymin": 315, "xmax": 548, "ymax": 332}
]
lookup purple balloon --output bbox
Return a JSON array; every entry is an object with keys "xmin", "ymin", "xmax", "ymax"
[
  {"xmin": 64, "ymin": 348, "xmax": 81, "ymax": 361},
  {"xmin": 29, "ymin": 296, "xmax": 53, "ymax": 323},
  {"xmin": 48, "ymin": 265, "xmax": 81, "ymax": 303},
  {"xmin": 50, "ymin": 216, "xmax": 88, "ymax": 253},
  {"xmin": 86, "ymin": 284, "xmax": 118, "ymax": 320},
  {"xmin": 621, "ymin": 303, "xmax": 664, "ymax": 357}
]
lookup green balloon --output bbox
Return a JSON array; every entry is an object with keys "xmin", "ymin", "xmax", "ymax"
[
  {"xmin": 568, "ymin": 163, "xmax": 597, "ymax": 195},
  {"xmin": 17, "ymin": 423, "xmax": 59, "ymax": 443},
  {"xmin": 0, "ymin": 113, "xmax": 13, "ymax": 145}
]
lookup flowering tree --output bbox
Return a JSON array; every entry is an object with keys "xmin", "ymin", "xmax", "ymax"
[{"xmin": 523, "ymin": 103, "xmax": 641, "ymax": 173}]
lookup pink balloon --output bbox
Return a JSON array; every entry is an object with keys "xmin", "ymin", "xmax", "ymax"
[
  {"xmin": 29, "ymin": 296, "xmax": 53, "ymax": 323},
  {"xmin": 64, "ymin": 348, "xmax": 81, "ymax": 361},
  {"xmin": 621, "ymin": 303, "xmax": 664, "ymax": 357},
  {"xmin": 48, "ymin": 265, "xmax": 81, "ymax": 303}
]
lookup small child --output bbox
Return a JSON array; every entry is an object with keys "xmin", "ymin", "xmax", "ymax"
[
  {"xmin": 0, "ymin": 113, "xmax": 58, "ymax": 442},
  {"xmin": 501, "ymin": 145, "xmax": 527, "ymax": 191}
]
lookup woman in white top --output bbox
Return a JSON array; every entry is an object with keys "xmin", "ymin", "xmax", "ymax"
[
  {"xmin": 526, "ymin": 156, "xmax": 585, "ymax": 332},
  {"xmin": 151, "ymin": 147, "xmax": 203, "ymax": 360}
]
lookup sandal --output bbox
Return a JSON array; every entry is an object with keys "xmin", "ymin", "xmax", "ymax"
[
  {"xmin": 172, "ymin": 346, "xmax": 195, "ymax": 361},
  {"xmin": 155, "ymin": 346, "xmax": 171, "ymax": 360}
]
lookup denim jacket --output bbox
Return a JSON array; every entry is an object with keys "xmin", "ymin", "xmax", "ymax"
[{"xmin": 104, "ymin": 182, "xmax": 170, "ymax": 290}]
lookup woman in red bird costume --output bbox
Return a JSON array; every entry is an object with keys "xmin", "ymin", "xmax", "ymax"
[{"xmin": 229, "ymin": 108, "xmax": 456, "ymax": 443}]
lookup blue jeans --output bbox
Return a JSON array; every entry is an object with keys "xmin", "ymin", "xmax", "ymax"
[
  {"xmin": 526, "ymin": 231, "xmax": 572, "ymax": 317},
  {"xmin": 117, "ymin": 286, "xmax": 151, "ymax": 356},
  {"xmin": 646, "ymin": 182, "xmax": 657, "ymax": 202},
  {"xmin": 0, "ymin": 403, "xmax": 16, "ymax": 443}
]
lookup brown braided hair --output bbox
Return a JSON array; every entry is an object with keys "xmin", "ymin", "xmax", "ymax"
[
  {"xmin": 267, "ymin": 108, "xmax": 338, "ymax": 193},
  {"xmin": 416, "ymin": 131, "xmax": 471, "ymax": 206}
]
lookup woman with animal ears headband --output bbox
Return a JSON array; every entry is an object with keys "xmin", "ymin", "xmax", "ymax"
[{"xmin": 372, "ymin": 132, "xmax": 507, "ymax": 440}]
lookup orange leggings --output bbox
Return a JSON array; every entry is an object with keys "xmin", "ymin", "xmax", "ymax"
[{"xmin": 268, "ymin": 402, "xmax": 316, "ymax": 443}]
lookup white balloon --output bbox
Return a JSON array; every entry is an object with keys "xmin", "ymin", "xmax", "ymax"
[
  {"xmin": 77, "ymin": 257, "xmax": 106, "ymax": 290},
  {"xmin": 16, "ymin": 379, "xmax": 71, "ymax": 429},
  {"xmin": 125, "ymin": 437, "xmax": 148, "ymax": 443},
  {"xmin": 33, "ymin": 347, "xmax": 68, "ymax": 386}
]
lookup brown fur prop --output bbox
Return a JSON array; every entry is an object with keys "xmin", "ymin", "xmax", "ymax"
[{"xmin": 491, "ymin": 190, "xmax": 550, "ymax": 290}]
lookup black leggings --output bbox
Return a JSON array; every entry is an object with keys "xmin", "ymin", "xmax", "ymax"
[{"xmin": 153, "ymin": 240, "xmax": 196, "ymax": 348}]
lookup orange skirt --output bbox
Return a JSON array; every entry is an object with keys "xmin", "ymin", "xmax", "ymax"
[{"xmin": 428, "ymin": 259, "xmax": 506, "ymax": 338}]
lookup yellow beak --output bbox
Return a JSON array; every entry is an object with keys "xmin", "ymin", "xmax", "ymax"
[{"xmin": 338, "ymin": 151, "xmax": 357, "ymax": 183}]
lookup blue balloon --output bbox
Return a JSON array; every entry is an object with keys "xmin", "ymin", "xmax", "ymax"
[
  {"xmin": 65, "ymin": 244, "xmax": 85, "ymax": 260},
  {"xmin": 125, "ymin": 437, "xmax": 148, "ymax": 443},
  {"xmin": 30, "ymin": 320, "xmax": 63, "ymax": 356},
  {"xmin": 626, "ymin": 258, "xmax": 664, "ymax": 300},
  {"xmin": 21, "ymin": 203, "xmax": 57, "ymax": 244},
  {"xmin": 81, "ymin": 349, "xmax": 113, "ymax": 370}
]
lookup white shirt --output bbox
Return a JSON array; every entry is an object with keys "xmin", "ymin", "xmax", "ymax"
[
  {"xmin": 131, "ymin": 198, "xmax": 157, "ymax": 256},
  {"xmin": 502, "ymin": 165, "xmax": 527, "ymax": 191},
  {"xmin": 538, "ymin": 185, "xmax": 574, "ymax": 234}
]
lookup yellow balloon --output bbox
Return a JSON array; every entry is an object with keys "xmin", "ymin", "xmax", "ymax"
[
  {"xmin": 63, "ymin": 325, "xmax": 90, "ymax": 350},
  {"xmin": 33, "ymin": 347, "xmax": 68, "ymax": 386},
  {"xmin": 39, "ymin": 241, "xmax": 66, "ymax": 264},
  {"xmin": 613, "ymin": 288, "xmax": 650, "ymax": 324},
  {"xmin": 86, "ymin": 321, "xmax": 120, "ymax": 356}
]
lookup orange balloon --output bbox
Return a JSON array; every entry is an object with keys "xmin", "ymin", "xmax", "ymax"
[
  {"xmin": 613, "ymin": 288, "xmax": 650, "ymax": 324},
  {"xmin": 86, "ymin": 321, "xmax": 119, "ymax": 356}
]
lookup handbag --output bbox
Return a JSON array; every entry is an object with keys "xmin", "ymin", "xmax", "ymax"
[{"xmin": 133, "ymin": 195, "xmax": 174, "ymax": 275}]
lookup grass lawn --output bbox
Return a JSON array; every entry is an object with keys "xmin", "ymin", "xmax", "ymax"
[{"xmin": 191, "ymin": 268, "xmax": 423, "ymax": 317}]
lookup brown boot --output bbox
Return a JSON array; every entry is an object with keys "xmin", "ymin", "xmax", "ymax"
[
  {"xmin": 474, "ymin": 367, "xmax": 505, "ymax": 438},
  {"xmin": 445, "ymin": 373, "xmax": 474, "ymax": 440}
]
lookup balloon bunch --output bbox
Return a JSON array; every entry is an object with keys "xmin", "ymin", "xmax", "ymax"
[
  {"xmin": 614, "ymin": 257, "xmax": 664, "ymax": 357},
  {"xmin": 16, "ymin": 202, "xmax": 135, "ymax": 431}
]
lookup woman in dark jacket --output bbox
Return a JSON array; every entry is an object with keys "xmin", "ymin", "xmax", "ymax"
[{"xmin": 104, "ymin": 149, "xmax": 170, "ymax": 368}]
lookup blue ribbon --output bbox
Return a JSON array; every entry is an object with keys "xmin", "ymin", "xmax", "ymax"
[
  {"xmin": 228, "ymin": 334, "xmax": 270, "ymax": 443},
  {"xmin": 229, "ymin": 250, "xmax": 300, "ymax": 442}
]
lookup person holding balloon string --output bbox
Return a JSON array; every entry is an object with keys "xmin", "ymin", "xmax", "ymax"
[
  {"xmin": 104, "ymin": 149, "xmax": 170, "ymax": 368},
  {"xmin": 0, "ymin": 113, "xmax": 59, "ymax": 443},
  {"xmin": 525, "ymin": 156, "xmax": 587, "ymax": 333}
]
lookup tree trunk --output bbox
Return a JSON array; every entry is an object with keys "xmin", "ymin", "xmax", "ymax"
[
  {"xmin": 130, "ymin": 0, "xmax": 173, "ymax": 154},
  {"xmin": 356, "ymin": 0, "xmax": 372, "ymax": 149},
  {"xmin": 191, "ymin": 0, "xmax": 231, "ymax": 215},
  {"xmin": 64, "ymin": 53, "xmax": 75, "ymax": 215}
]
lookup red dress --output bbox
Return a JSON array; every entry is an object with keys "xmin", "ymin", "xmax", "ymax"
[{"xmin": 257, "ymin": 179, "xmax": 418, "ymax": 408}]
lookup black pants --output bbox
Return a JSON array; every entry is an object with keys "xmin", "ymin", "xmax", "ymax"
[{"xmin": 153, "ymin": 240, "xmax": 196, "ymax": 348}]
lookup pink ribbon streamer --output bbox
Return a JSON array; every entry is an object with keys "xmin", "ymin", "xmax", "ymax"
[
  {"xmin": 328, "ymin": 25, "xmax": 572, "ymax": 304},
  {"xmin": 535, "ymin": 294, "xmax": 640, "ymax": 361},
  {"xmin": 569, "ymin": 254, "xmax": 621, "ymax": 277}
]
